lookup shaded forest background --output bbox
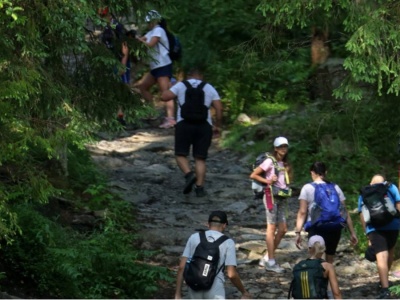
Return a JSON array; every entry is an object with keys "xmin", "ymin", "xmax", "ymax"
[{"xmin": 1, "ymin": 0, "xmax": 400, "ymax": 298}]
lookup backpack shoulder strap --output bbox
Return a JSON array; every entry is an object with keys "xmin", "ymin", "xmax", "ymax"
[
  {"xmin": 182, "ymin": 80, "xmax": 191, "ymax": 89},
  {"xmin": 199, "ymin": 230, "xmax": 207, "ymax": 244},
  {"xmin": 214, "ymin": 234, "xmax": 229, "ymax": 247},
  {"xmin": 197, "ymin": 81, "xmax": 207, "ymax": 90}
]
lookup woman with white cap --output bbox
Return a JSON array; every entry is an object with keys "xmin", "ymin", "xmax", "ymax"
[
  {"xmin": 250, "ymin": 136, "xmax": 292, "ymax": 273},
  {"xmin": 290, "ymin": 235, "xmax": 342, "ymax": 299},
  {"xmin": 136, "ymin": 10, "xmax": 176, "ymax": 129}
]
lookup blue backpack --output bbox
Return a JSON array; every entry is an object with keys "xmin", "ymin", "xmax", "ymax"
[{"xmin": 304, "ymin": 182, "xmax": 347, "ymax": 231}]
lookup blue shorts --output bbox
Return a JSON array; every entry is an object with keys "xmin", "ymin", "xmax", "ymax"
[{"xmin": 150, "ymin": 64, "xmax": 172, "ymax": 79}]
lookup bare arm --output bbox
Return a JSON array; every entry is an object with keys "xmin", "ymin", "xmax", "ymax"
[
  {"xmin": 295, "ymin": 199, "xmax": 308, "ymax": 248},
  {"xmin": 137, "ymin": 35, "xmax": 160, "ymax": 48},
  {"xmin": 161, "ymin": 90, "xmax": 176, "ymax": 102},
  {"xmin": 175, "ymin": 257, "xmax": 187, "ymax": 299},
  {"xmin": 211, "ymin": 100, "xmax": 223, "ymax": 136},
  {"xmin": 342, "ymin": 201, "xmax": 358, "ymax": 245},
  {"xmin": 119, "ymin": 42, "xmax": 129, "ymax": 75},
  {"xmin": 250, "ymin": 167, "xmax": 271, "ymax": 185},
  {"xmin": 323, "ymin": 262, "xmax": 342, "ymax": 299},
  {"xmin": 225, "ymin": 265, "xmax": 251, "ymax": 299}
]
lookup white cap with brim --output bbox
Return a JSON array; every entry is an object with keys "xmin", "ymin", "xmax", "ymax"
[
  {"xmin": 308, "ymin": 235, "xmax": 325, "ymax": 248},
  {"xmin": 273, "ymin": 136, "xmax": 289, "ymax": 147}
]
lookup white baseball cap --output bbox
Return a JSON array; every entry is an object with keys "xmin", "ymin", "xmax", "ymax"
[
  {"xmin": 308, "ymin": 235, "xmax": 325, "ymax": 248},
  {"xmin": 273, "ymin": 136, "xmax": 289, "ymax": 147}
]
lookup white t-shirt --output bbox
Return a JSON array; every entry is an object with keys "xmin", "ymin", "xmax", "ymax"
[
  {"xmin": 298, "ymin": 180, "xmax": 346, "ymax": 222},
  {"xmin": 170, "ymin": 79, "xmax": 221, "ymax": 125},
  {"xmin": 144, "ymin": 25, "xmax": 172, "ymax": 70}
]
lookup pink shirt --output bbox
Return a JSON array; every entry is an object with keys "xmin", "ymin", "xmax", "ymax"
[{"xmin": 259, "ymin": 158, "xmax": 288, "ymax": 189}]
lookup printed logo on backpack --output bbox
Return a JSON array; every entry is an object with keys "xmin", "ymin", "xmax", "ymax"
[
  {"xmin": 183, "ymin": 231, "xmax": 229, "ymax": 291},
  {"xmin": 304, "ymin": 183, "xmax": 347, "ymax": 232}
]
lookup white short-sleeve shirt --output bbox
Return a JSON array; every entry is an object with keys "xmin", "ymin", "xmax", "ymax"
[
  {"xmin": 170, "ymin": 79, "xmax": 221, "ymax": 125},
  {"xmin": 144, "ymin": 25, "xmax": 172, "ymax": 70}
]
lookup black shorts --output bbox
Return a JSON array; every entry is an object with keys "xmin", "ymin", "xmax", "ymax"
[
  {"xmin": 150, "ymin": 64, "xmax": 172, "ymax": 79},
  {"xmin": 308, "ymin": 228, "xmax": 342, "ymax": 256},
  {"xmin": 368, "ymin": 230, "xmax": 399, "ymax": 254},
  {"xmin": 175, "ymin": 121, "xmax": 212, "ymax": 159}
]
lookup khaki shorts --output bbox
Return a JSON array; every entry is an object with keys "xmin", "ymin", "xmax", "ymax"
[{"xmin": 263, "ymin": 196, "xmax": 287, "ymax": 224}]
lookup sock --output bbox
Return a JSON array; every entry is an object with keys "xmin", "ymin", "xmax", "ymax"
[
  {"xmin": 267, "ymin": 259, "xmax": 276, "ymax": 266},
  {"xmin": 263, "ymin": 254, "xmax": 269, "ymax": 260}
]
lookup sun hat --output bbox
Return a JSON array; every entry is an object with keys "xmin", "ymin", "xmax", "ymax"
[
  {"xmin": 273, "ymin": 136, "xmax": 289, "ymax": 147},
  {"xmin": 308, "ymin": 235, "xmax": 325, "ymax": 248},
  {"xmin": 208, "ymin": 211, "xmax": 228, "ymax": 225}
]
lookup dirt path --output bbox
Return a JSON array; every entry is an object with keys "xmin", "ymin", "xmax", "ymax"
[{"xmin": 88, "ymin": 126, "xmax": 400, "ymax": 299}]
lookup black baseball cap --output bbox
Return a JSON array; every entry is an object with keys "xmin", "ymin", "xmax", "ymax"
[{"xmin": 208, "ymin": 211, "xmax": 228, "ymax": 225}]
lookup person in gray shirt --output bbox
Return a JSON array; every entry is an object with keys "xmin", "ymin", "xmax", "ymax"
[{"xmin": 175, "ymin": 211, "xmax": 251, "ymax": 299}]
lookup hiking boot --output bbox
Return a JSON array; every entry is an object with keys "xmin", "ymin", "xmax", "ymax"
[
  {"xmin": 159, "ymin": 117, "xmax": 176, "ymax": 129},
  {"xmin": 183, "ymin": 172, "xmax": 196, "ymax": 194},
  {"xmin": 265, "ymin": 263, "xmax": 285, "ymax": 273},
  {"xmin": 377, "ymin": 288, "xmax": 391, "ymax": 299},
  {"xmin": 194, "ymin": 185, "xmax": 207, "ymax": 197}
]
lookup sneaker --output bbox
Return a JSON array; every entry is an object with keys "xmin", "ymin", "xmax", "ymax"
[
  {"xmin": 159, "ymin": 117, "xmax": 176, "ymax": 129},
  {"xmin": 259, "ymin": 254, "xmax": 269, "ymax": 267},
  {"xmin": 194, "ymin": 185, "xmax": 207, "ymax": 197},
  {"xmin": 377, "ymin": 288, "xmax": 391, "ymax": 299},
  {"xmin": 265, "ymin": 263, "xmax": 285, "ymax": 273},
  {"xmin": 183, "ymin": 172, "xmax": 196, "ymax": 194}
]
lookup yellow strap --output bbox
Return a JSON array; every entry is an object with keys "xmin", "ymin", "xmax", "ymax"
[{"xmin": 285, "ymin": 170, "xmax": 290, "ymax": 185}]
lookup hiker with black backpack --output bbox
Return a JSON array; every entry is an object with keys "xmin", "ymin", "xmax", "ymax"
[
  {"xmin": 294, "ymin": 162, "xmax": 358, "ymax": 265},
  {"xmin": 175, "ymin": 211, "xmax": 251, "ymax": 299},
  {"xmin": 161, "ymin": 67, "xmax": 222, "ymax": 197},
  {"xmin": 135, "ymin": 10, "xmax": 176, "ymax": 129},
  {"xmin": 288, "ymin": 235, "xmax": 342, "ymax": 299},
  {"xmin": 249, "ymin": 137, "xmax": 293, "ymax": 273},
  {"xmin": 358, "ymin": 174, "xmax": 400, "ymax": 299}
]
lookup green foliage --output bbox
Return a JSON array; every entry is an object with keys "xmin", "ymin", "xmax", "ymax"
[{"xmin": 0, "ymin": 203, "xmax": 173, "ymax": 298}]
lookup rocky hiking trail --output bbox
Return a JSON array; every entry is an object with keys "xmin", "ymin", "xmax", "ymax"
[{"xmin": 88, "ymin": 126, "xmax": 400, "ymax": 299}]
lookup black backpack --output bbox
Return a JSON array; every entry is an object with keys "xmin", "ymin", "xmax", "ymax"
[
  {"xmin": 101, "ymin": 19, "xmax": 126, "ymax": 50},
  {"xmin": 180, "ymin": 81, "xmax": 209, "ymax": 123},
  {"xmin": 288, "ymin": 259, "xmax": 328, "ymax": 299},
  {"xmin": 360, "ymin": 182, "xmax": 399, "ymax": 227},
  {"xmin": 183, "ymin": 231, "xmax": 229, "ymax": 291},
  {"xmin": 159, "ymin": 30, "xmax": 182, "ymax": 61}
]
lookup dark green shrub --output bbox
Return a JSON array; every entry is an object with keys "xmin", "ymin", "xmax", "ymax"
[{"xmin": 0, "ymin": 203, "xmax": 173, "ymax": 298}]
